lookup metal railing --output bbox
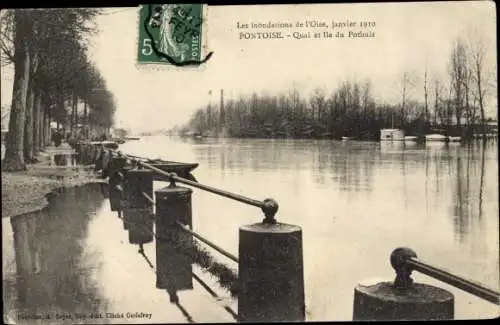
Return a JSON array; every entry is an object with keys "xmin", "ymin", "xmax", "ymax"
[
  {"xmin": 105, "ymin": 150, "xmax": 253, "ymax": 295},
  {"xmin": 391, "ymin": 247, "xmax": 500, "ymax": 305},
  {"xmin": 90, "ymin": 145, "xmax": 499, "ymax": 321},
  {"xmin": 126, "ymin": 211, "xmax": 238, "ymax": 322},
  {"xmin": 175, "ymin": 221, "xmax": 239, "ymax": 263},
  {"xmin": 77, "ymin": 142, "xmax": 305, "ymax": 322},
  {"xmin": 116, "ymin": 151, "xmax": 280, "ymax": 224}
]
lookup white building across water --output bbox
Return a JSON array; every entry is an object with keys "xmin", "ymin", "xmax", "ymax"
[{"xmin": 380, "ymin": 128, "xmax": 405, "ymax": 141}]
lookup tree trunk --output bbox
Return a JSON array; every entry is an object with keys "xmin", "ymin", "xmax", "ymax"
[
  {"xmin": 45, "ymin": 110, "xmax": 51, "ymax": 146},
  {"xmin": 40, "ymin": 106, "xmax": 45, "ymax": 150},
  {"xmin": 57, "ymin": 94, "xmax": 65, "ymax": 137},
  {"xmin": 69, "ymin": 100, "xmax": 73, "ymax": 134},
  {"xmin": 26, "ymin": 48, "xmax": 39, "ymax": 159},
  {"xmin": 476, "ymin": 64, "xmax": 486, "ymax": 141},
  {"xmin": 33, "ymin": 91, "xmax": 42, "ymax": 153},
  {"xmin": 24, "ymin": 84, "xmax": 35, "ymax": 162},
  {"xmin": 2, "ymin": 11, "xmax": 31, "ymax": 171},
  {"xmin": 70, "ymin": 92, "xmax": 75, "ymax": 135},
  {"xmin": 423, "ymin": 70, "xmax": 429, "ymax": 125},
  {"xmin": 83, "ymin": 98, "xmax": 88, "ymax": 138},
  {"xmin": 73, "ymin": 92, "xmax": 78, "ymax": 136},
  {"xmin": 88, "ymin": 111, "xmax": 93, "ymax": 139},
  {"xmin": 41, "ymin": 108, "xmax": 46, "ymax": 146}
]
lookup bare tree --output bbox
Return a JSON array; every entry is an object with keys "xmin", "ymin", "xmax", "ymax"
[
  {"xmin": 423, "ymin": 66, "xmax": 429, "ymax": 124},
  {"xmin": 309, "ymin": 87, "xmax": 326, "ymax": 122},
  {"xmin": 449, "ymin": 37, "xmax": 468, "ymax": 130},
  {"xmin": 2, "ymin": 9, "xmax": 104, "ymax": 170},
  {"xmin": 467, "ymin": 30, "xmax": 491, "ymax": 140},
  {"xmin": 24, "ymin": 62, "xmax": 35, "ymax": 161},
  {"xmin": 461, "ymin": 47, "xmax": 476, "ymax": 131},
  {"xmin": 2, "ymin": 10, "xmax": 32, "ymax": 171},
  {"xmin": 432, "ymin": 77, "xmax": 443, "ymax": 127},
  {"xmin": 0, "ymin": 10, "xmax": 15, "ymax": 66},
  {"xmin": 399, "ymin": 71, "xmax": 416, "ymax": 127}
]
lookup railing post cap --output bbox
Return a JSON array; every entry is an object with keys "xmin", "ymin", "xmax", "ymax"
[
  {"xmin": 390, "ymin": 247, "xmax": 418, "ymax": 270},
  {"xmin": 390, "ymin": 247, "xmax": 418, "ymax": 290},
  {"xmin": 261, "ymin": 198, "xmax": 279, "ymax": 224},
  {"xmin": 168, "ymin": 172, "xmax": 178, "ymax": 187}
]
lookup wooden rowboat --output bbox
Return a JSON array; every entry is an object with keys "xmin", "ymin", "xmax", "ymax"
[
  {"xmin": 121, "ymin": 156, "xmax": 199, "ymax": 182},
  {"xmin": 97, "ymin": 150, "xmax": 199, "ymax": 182},
  {"xmin": 148, "ymin": 160, "xmax": 199, "ymax": 182},
  {"xmin": 89, "ymin": 141, "xmax": 120, "ymax": 149}
]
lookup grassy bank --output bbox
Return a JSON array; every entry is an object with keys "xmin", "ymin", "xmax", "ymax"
[{"xmin": 1, "ymin": 147, "xmax": 104, "ymax": 219}]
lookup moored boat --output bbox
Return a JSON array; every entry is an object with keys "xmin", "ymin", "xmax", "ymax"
[
  {"xmin": 90, "ymin": 140, "xmax": 120, "ymax": 149},
  {"xmin": 404, "ymin": 136, "xmax": 418, "ymax": 142},
  {"xmin": 341, "ymin": 136, "xmax": 351, "ymax": 141},
  {"xmin": 191, "ymin": 131, "xmax": 205, "ymax": 140},
  {"xmin": 448, "ymin": 136, "xmax": 462, "ymax": 142},
  {"xmin": 134, "ymin": 157, "xmax": 199, "ymax": 182},
  {"xmin": 425, "ymin": 134, "xmax": 446, "ymax": 142}
]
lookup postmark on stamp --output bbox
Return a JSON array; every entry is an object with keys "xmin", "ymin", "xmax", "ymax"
[{"xmin": 137, "ymin": 4, "xmax": 211, "ymax": 66}]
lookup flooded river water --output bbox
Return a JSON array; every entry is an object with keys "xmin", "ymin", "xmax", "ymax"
[{"xmin": 2, "ymin": 136, "xmax": 498, "ymax": 322}]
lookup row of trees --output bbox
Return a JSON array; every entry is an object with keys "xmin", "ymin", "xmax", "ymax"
[
  {"xmin": 182, "ymin": 34, "xmax": 494, "ymax": 140},
  {"xmin": 1, "ymin": 9, "xmax": 116, "ymax": 171}
]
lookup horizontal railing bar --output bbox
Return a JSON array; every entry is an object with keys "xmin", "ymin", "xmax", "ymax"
[
  {"xmin": 119, "ymin": 152, "xmax": 264, "ymax": 209},
  {"xmin": 123, "ymin": 153, "xmax": 150, "ymax": 160},
  {"xmin": 407, "ymin": 258, "xmax": 499, "ymax": 305},
  {"xmin": 142, "ymin": 191, "xmax": 154, "ymax": 204},
  {"xmin": 123, "ymin": 153, "xmax": 167, "ymax": 163},
  {"xmin": 176, "ymin": 221, "xmax": 239, "ymax": 263}
]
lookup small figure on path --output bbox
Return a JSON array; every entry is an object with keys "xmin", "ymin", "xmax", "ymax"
[{"xmin": 52, "ymin": 130, "xmax": 62, "ymax": 147}]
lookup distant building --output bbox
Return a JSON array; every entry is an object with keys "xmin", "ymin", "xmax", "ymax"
[
  {"xmin": 380, "ymin": 128, "xmax": 405, "ymax": 141},
  {"xmin": 487, "ymin": 121, "xmax": 498, "ymax": 133}
]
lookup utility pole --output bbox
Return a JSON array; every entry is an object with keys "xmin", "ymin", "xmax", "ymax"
[{"xmin": 207, "ymin": 90, "xmax": 212, "ymax": 132}]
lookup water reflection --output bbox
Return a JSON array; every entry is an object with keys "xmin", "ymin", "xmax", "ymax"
[
  {"xmin": 7, "ymin": 184, "xmax": 109, "ymax": 324},
  {"xmin": 112, "ymin": 136, "xmax": 499, "ymax": 320},
  {"xmin": 451, "ymin": 142, "xmax": 489, "ymax": 243},
  {"xmin": 155, "ymin": 236, "xmax": 194, "ymax": 301},
  {"xmin": 123, "ymin": 209, "xmax": 154, "ymax": 246},
  {"xmin": 193, "ymin": 139, "xmax": 379, "ymax": 193},
  {"xmin": 191, "ymin": 138, "xmax": 497, "ymax": 247},
  {"xmin": 3, "ymin": 178, "xmax": 244, "ymax": 324},
  {"xmin": 326, "ymin": 142, "xmax": 377, "ymax": 193},
  {"xmin": 379, "ymin": 140, "xmax": 404, "ymax": 153}
]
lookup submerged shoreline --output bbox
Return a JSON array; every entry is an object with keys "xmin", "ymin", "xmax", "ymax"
[{"xmin": 1, "ymin": 151, "xmax": 104, "ymax": 219}]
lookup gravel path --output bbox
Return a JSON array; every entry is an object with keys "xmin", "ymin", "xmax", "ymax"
[{"xmin": 2, "ymin": 146, "xmax": 105, "ymax": 219}]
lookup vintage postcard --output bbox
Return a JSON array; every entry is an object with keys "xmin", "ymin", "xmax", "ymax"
[{"xmin": 1, "ymin": 2, "xmax": 498, "ymax": 324}]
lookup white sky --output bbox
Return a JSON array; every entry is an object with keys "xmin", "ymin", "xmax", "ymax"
[{"xmin": 1, "ymin": 2, "xmax": 497, "ymax": 132}]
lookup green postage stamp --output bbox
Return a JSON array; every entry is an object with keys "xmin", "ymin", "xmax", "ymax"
[{"xmin": 137, "ymin": 4, "xmax": 207, "ymax": 65}]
